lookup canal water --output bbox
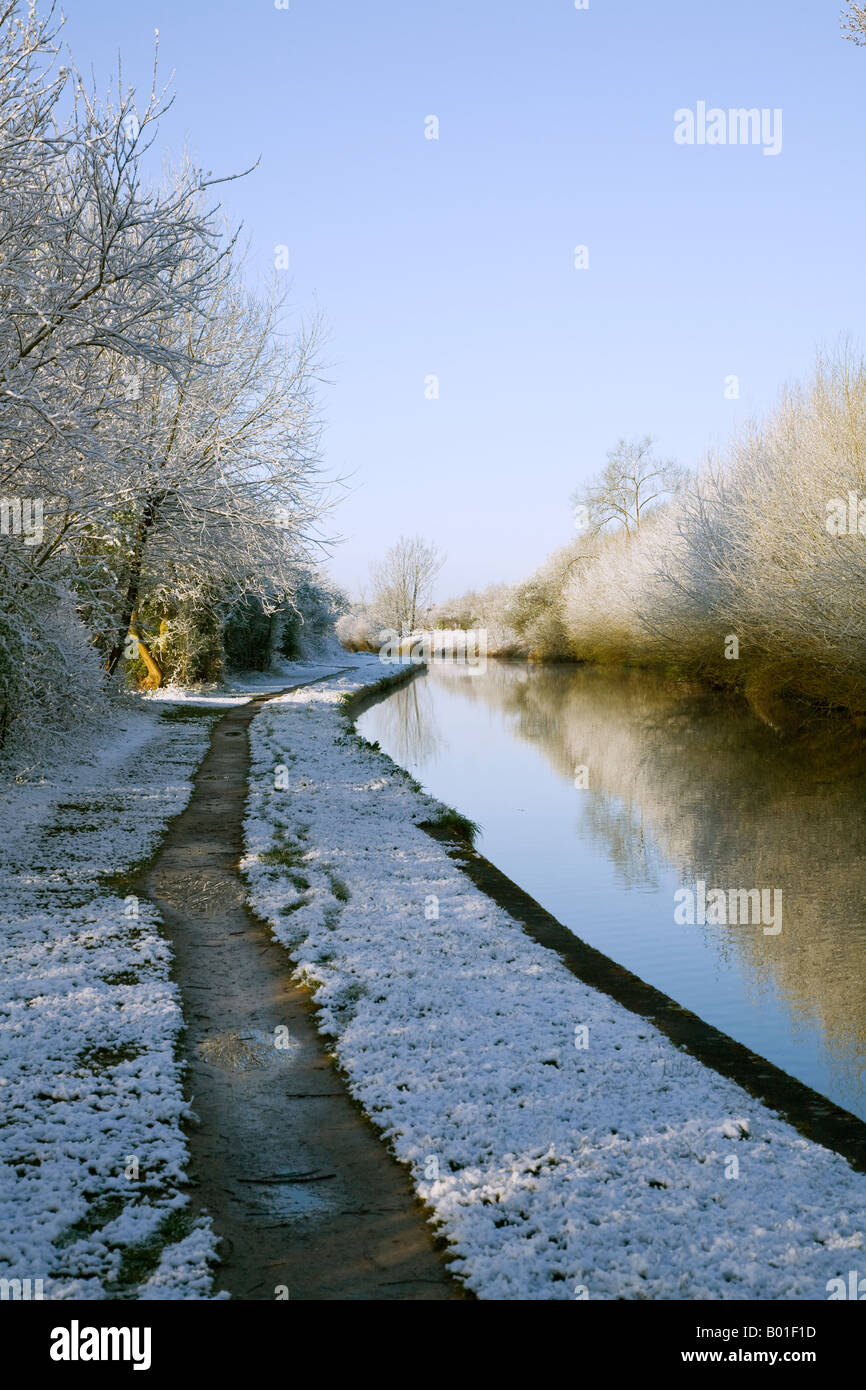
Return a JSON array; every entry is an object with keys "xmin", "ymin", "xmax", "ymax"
[{"xmin": 357, "ymin": 660, "xmax": 866, "ymax": 1120}]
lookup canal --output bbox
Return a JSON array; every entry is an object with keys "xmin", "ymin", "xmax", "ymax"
[{"xmin": 357, "ymin": 660, "xmax": 866, "ymax": 1121}]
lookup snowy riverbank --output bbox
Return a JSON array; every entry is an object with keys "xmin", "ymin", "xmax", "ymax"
[
  {"xmin": 5, "ymin": 654, "xmax": 865, "ymax": 1301},
  {"xmin": 0, "ymin": 705, "xmax": 223, "ymax": 1299},
  {"xmin": 243, "ymin": 662, "xmax": 866, "ymax": 1300}
]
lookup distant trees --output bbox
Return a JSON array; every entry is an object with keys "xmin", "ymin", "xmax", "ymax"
[
  {"xmin": 335, "ymin": 604, "xmax": 380, "ymax": 653},
  {"xmin": 430, "ymin": 582, "xmax": 521, "ymax": 655},
  {"xmin": 369, "ymin": 535, "xmax": 444, "ymax": 632},
  {"xmin": 335, "ymin": 536, "xmax": 449, "ymax": 653},
  {"xmin": 426, "ymin": 349, "xmax": 866, "ymax": 711},
  {"xmin": 571, "ymin": 436, "xmax": 686, "ymax": 537}
]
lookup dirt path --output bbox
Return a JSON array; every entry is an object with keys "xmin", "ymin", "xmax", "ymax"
[{"xmin": 142, "ymin": 677, "xmax": 461, "ymax": 1300}]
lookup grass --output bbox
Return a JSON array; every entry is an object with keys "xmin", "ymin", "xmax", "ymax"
[
  {"xmin": 56, "ymin": 1191, "xmax": 200, "ymax": 1294},
  {"xmin": 44, "ymin": 822, "xmax": 103, "ymax": 836},
  {"xmin": 328, "ymin": 873, "xmax": 350, "ymax": 903},
  {"xmin": 116, "ymin": 1206, "xmax": 197, "ymax": 1289},
  {"xmin": 257, "ymin": 839, "xmax": 315, "ymax": 894},
  {"xmin": 258, "ymin": 843, "xmax": 307, "ymax": 870},
  {"xmin": 421, "ymin": 805, "xmax": 481, "ymax": 846},
  {"xmin": 55, "ymin": 1194, "xmax": 128, "ymax": 1250},
  {"xmin": 280, "ymin": 900, "xmax": 309, "ymax": 915},
  {"xmin": 76, "ymin": 1043, "xmax": 144, "ymax": 1071},
  {"xmin": 158, "ymin": 705, "xmax": 222, "ymax": 723}
]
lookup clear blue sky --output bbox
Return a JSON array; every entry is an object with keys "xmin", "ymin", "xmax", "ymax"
[{"xmin": 60, "ymin": 0, "xmax": 866, "ymax": 601}]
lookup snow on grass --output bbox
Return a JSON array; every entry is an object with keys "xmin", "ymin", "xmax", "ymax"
[
  {"xmin": 243, "ymin": 670, "xmax": 866, "ymax": 1301},
  {"xmin": 145, "ymin": 657, "xmax": 360, "ymax": 707},
  {"xmin": 0, "ymin": 705, "xmax": 222, "ymax": 1300}
]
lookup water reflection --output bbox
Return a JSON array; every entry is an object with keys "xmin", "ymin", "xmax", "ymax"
[
  {"xmin": 364, "ymin": 675, "xmax": 442, "ymax": 768},
  {"xmin": 359, "ymin": 661, "xmax": 866, "ymax": 1118}
]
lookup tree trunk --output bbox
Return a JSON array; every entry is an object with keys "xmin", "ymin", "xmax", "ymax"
[
  {"xmin": 129, "ymin": 620, "xmax": 163, "ymax": 689},
  {"xmin": 104, "ymin": 496, "xmax": 159, "ymax": 676}
]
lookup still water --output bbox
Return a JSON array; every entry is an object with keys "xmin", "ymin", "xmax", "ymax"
[{"xmin": 357, "ymin": 661, "xmax": 866, "ymax": 1120}]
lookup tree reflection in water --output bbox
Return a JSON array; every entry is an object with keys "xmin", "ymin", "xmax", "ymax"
[{"xmin": 364, "ymin": 659, "xmax": 866, "ymax": 1116}]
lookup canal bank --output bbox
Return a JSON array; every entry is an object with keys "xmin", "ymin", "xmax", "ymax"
[
  {"xmin": 241, "ymin": 660, "xmax": 866, "ymax": 1300},
  {"xmin": 358, "ymin": 659, "xmax": 866, "ymax": 1123}
]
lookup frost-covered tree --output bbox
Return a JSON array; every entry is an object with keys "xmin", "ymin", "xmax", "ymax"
[
  {"xmin": 0, "ymin": 20, "xmax": 226, "ymax": 527},
  {"xmin": 0, "ymin": 2, "xmax": 333, "ymax": 760},
  {"xmin": 369, "ymin": 535, "xmax": 445, "ymax": 632},
  {"xmin": 0, "ymin": 5, "xmax": 228, "ymax": 720},
  {"xmin": 101, "ymin": 256, "xmax": 328, "ymax": 674},
  {"xmin": 430, "ymin": 582, "xmax": 521, "ymax": 656},
  {"xmin": 571, "ymin": 436, "xmax": 685, "ymax": 537},
  {"xmin": 842, "ymin": 2, "xmax": 866, "ymax": 43}
]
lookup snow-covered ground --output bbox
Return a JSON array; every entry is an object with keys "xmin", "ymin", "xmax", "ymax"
[
  {"xmin": 0, "ymin": 704, "xmax": 224, "ymax": 1300},
  {"xmin": 6, "ymin": 653, "xmax": 864, "ymax": 1302},
  {"xmin": 0, "ymin": 656, "xmax": 355, "ymax": 1300},
  {"xmin": 144, "ymin": 656, "xmax": 354, "ymax": 707},
  {"xmin": 243, "ymin": 665, "xmax": 866, "ymax": 1300}
]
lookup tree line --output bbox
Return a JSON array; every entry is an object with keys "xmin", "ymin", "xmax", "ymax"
[{"xmin": 343, "ymin": 350, "xmax": 866, "ymax": 719}]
